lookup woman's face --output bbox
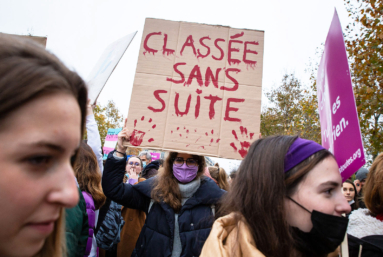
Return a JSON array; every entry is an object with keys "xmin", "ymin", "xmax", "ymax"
[
  {"xmin": 126, "ymin": 157, "xmax": 142, "ymax": 174},
  {"xmin": 174, "ymin": 153, "xmax": 198, "ymax": 167},
  {"xmin": 285, "ymin": 157, "xmax": 351, "ymax": 232},
  {"xmin": 0, "ymin": 93, "xmax": 81, "ymax": 257},
  {"xmin": 342, "ymin": 182, "xmax": 355, "ymax": 201}
]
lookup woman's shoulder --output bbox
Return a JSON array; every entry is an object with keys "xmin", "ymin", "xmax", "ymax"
[
  {"xmin": 200, "ymin": 213, "xmax": 265, "ymax": 257},
  {"xmin": 348, "ymin": 208, "xmax": 383, "ymax": 238}
]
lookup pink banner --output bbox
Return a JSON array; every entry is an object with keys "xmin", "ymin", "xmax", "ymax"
[
  {"xmin": 150, "ymin": 152, "xmax": 161, "ymax": 161},
  {"xmin": 317, "ymin": 10, "xmax": 365, "ymax": 181},
  {"xmin": 103, "ymin": 128, "xmax": 123, "ymax": 160}
]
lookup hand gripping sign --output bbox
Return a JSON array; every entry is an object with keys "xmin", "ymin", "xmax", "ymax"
[
  {"xmin": 317, "ymin": 10, "xmax": 366, "ymax": 181},
  {"xmin": 125, "ymin": 18, "xmax": 264, "ymax": 160}
]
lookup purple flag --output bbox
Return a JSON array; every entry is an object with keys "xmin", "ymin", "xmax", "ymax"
[{"xmin": 317, "ymin": 10, "xmax": 365, "ymax": 181}]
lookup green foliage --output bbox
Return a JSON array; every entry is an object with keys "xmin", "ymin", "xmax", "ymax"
[
  {"xmin": 261, "ymin": 74, "xmax": 321, "ymax": 143},
  {"xmin": 344, "ymin": 0, "xmax": 383, "ymax": 160},
  {"xmin": 92, "ymin": 100, "xmax": 124, "ymax": 145}
]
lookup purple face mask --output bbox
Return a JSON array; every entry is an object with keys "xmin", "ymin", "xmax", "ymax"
[{"xmin": 173, "ymin": 163, "xmax": 198, "ymax": 183}]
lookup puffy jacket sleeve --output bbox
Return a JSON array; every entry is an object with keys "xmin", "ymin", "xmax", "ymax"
[
  {"xmin": 86, "ymin": 114, "xmax": 104, "ymax": 175},
  {"xmin": 102, "ymin": 151, "xmax": 149, "ymax": 212}
]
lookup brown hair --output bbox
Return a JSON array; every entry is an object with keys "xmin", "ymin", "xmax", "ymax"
[
  {"xmin": 0, "ymin": 34, "xmax": 87, "ymax": 257},
  {"xmin": 208, "ymin": 163, "xmax": 230, "ymax": 191},
  {"xmin": 218, "ymin": 135, "xmax": 333, "ymax": 257},
  {"xmin": 364, "ymin": 153, "xmax": 383, "ymax": 215},
  {"xmin": 343, "ymin": 179, "xmax": 359, "ymax": 210},
  {"xmin": 74, "ymin": 141, "xmax": 106, "ymax": 210},
  {"xmin": 151, "ymin": 152, "xmax": 206, "ymax": 212}
]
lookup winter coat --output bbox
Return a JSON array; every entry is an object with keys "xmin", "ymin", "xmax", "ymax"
[
  {"xmin": 141, "ymin": 160, "xmax": 159, "ymax": 179},
  {"xmin": 347, "ymin": 208, "xmax": 383, "ymax": 256},
  {"xmin": 86, "ymin": 113, "xmax": 104, "ymax": 257},
  {"xmin": 102, "ymin": 151, "xmax": 225, "ymax": 257},
  {"xmin": 200, "ymin": 212, "xmax": 265, "ymax": 257},
  {"xmin": 117, "ymin": 178, "xmax": 147, "ymax": 257},
  {"xmin": 66, "ymin": 187, "xmax": 89, "ymax": 257}
]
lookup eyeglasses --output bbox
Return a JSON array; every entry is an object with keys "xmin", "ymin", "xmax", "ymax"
[
  {"xmin": 128, "ymin": 161, "xmax": 141, "ymax": 167},
  {"xmin": 173, "ymin": 157, "xmax": 198, "ymax": 167}
]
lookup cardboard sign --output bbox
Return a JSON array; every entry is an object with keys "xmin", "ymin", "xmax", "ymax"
[
  {"xmin": 126, "ymin": 18, "xmax": 264, "ymax": 160},
  {"xmin": 87, "ymin": 32, "xmax": 137, "ymax": 104},
  {"xmin": 103, "ymin": 127, "xmax": 123, "ymax": 160},
  {"xmin": 150, "ymin": 152, "xmax": 161, "ymax": 161},
  {"xmin": 317, "ymin": 10, "xmax": 365, "ymax": 181}
]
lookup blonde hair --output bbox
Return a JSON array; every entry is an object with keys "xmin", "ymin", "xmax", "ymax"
[
  {"xmin": 34, "ymin": 209, "xmax": 66, "ymax": 257},
  {"xmin": 364, "ymin": 153, "xmax": 383, "ymax": 215},
  {"xmin": 208, "ymin": 163, "xmax": 230, "ymax": 191}
]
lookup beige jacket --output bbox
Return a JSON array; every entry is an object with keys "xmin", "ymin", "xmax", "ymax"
[{"xmin": 200, "ymin": 213, "xmax": 265, "ymax": 257}]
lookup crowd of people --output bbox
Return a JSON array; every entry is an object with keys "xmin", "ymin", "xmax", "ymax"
[{"xmin": 0, "ymin": 34, "xmax": 382, "ymax": 257}]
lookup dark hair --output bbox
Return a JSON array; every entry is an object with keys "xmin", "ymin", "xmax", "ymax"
[
  {"xmin": 74, "ymin": 141, "xmax": 106, "ymax": 210},
  {"xmin": 364, "ymin": 153, "xmax": 383, "ymax": 215},
  {"xmin": 0, "ymin": 34, "xmax": 87, "ymax": 133},
  {"xmin": 343, "ymin": 179, "xmax": 359, "ymax": 211},
  {"xmin": 229, "ymin": 169, "xmax": 237, "ymax": 179},
  {"xmin": 218, "ymin": 135, "xmax": 333, "ymax": 257},
  {"xmin": 151, "ymin": 152, "xmax": 205, "ymax": 212},
  {"xmin": 158, "ymin": 158, "xmax": 164, "ymax": 167}
]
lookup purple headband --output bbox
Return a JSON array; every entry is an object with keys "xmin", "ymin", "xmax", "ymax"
[{"xmin": 284, "ymin": 138, "xmax": 325, "ymax": 173}]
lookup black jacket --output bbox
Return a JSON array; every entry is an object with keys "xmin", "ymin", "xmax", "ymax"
[
  {"xmin": 348, "ymin": 234, "xmax": 383, "ymax": 257},
  {"xmin": 102, "ymin": 151, "xmax": 224, "ymax": 257},
  {"xmin": 141, "ymin": 160, "xmax": 159, "ymax": 179}
]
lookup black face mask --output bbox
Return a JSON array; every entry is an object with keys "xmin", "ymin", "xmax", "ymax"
[{"xmin": 288, "ymin": 197, "xmax": 349, "ymax": 256}]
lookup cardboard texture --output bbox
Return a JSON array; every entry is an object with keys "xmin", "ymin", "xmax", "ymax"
[
  {"xmin": 87, "ymin": 32, "xmax": 137, "ymax": 104},
  {"xmin": 126, "ymin": 18, "xmax": 264, "ymax": 160}
]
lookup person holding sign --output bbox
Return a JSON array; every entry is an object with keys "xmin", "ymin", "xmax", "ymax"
[
  {"xmin": 0, "ymin": 34, "xmax": 87, "ymax": 257},
  {"xmin": 102, "ymin": 119, "xmax": 224, "ymax": 257},
  {"xmin": 201, "ymin": 136, "xmax": 351, "ymax": 257}
]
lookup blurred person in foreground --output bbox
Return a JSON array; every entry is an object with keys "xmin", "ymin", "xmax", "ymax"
[
  {"xmin": 0, "ymin": 33, "xmax": 87, "ymax": 257},
  {"xmin": 201, "ymin": 136, "xmax": 351, "ymax": 257}
]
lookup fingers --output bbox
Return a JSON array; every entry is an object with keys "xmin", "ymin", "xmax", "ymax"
[{"xmin": 124, "ymin": 118, "xmax": 128, "ymax": 128}]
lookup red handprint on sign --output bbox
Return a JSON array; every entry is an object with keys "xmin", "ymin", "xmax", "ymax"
[
  {"xmin": 230, "ymin": 126, "xmax": 256, "ymax": 158},
  {"xmin": 130, "ymin": 116, "xmax": 156, "ymax": 146},
  {"xmin": 170, "ymin": 126, "xmax": 220, "ymax": 150}
]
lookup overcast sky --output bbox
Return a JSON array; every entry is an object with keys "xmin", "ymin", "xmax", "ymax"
[{"xmin": 0, "ymin": 0, "xmax": 353, "ymax": 171}]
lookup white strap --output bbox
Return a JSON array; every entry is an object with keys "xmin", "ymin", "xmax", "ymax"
[
  {"xmin": 211, "ymin": 204, "xmax": 215, "ymax": 216},
  {"xmin": 358, "ymin": 245, "xmax": 363, "ymax": 257},
  {"xmin": 148, "ymin": 199, "xmax": 155, "ymax": 214},
  {"xmin": 340, "ymin": 231, "xmax": 349, "ymax": 257}
]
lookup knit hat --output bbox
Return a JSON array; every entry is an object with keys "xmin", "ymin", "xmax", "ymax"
[
  {"xmin": 284, "ymin": 138, "xmax": 325, "ymax": 173},
  {"xmin": 355, "ymin": 167, "xmax": 369, "ymax": 181}
]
